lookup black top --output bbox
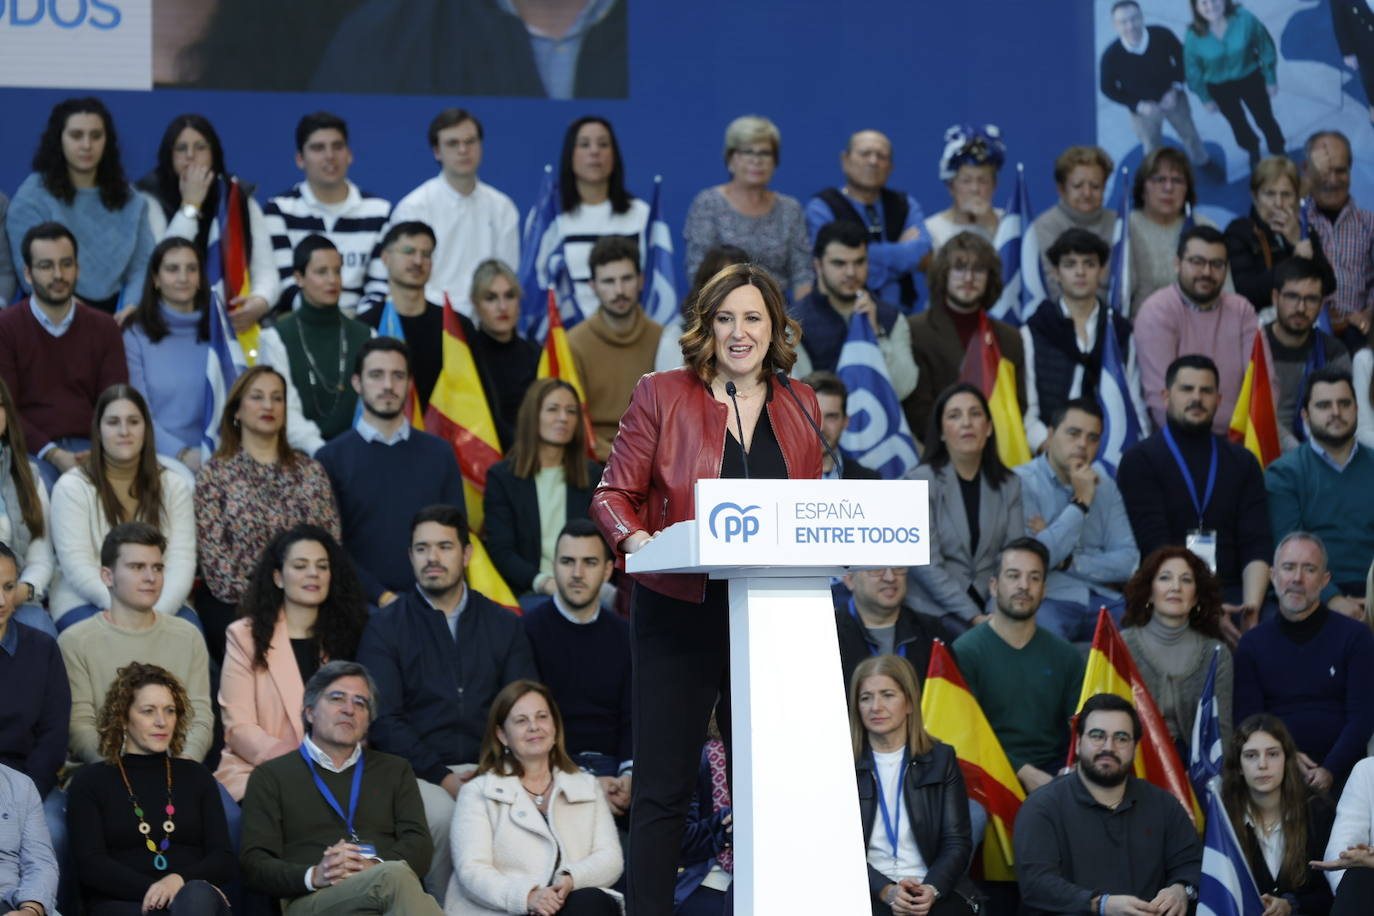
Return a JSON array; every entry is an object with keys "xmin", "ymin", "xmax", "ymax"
[
  {"xmin": 469, "ymin": 329, "xmax": 541, "ymax": 449},
  {"xmin": 957, "ymin": 472, "xmax": 981, "ymax": 554},
  {"xmin": 720, "ymin": 389, "xmax": 787, "ymax": 480},
  {"xmin": 357, "ymin": 296, "xmax": 444, "ymax": 409},
  {"xmin": 66, "ymin": 754, "xmax": 236, "ymax": 904},
  {"xmin": 290, "ymin": 636, "xmax": 321, "ymax": 683}
]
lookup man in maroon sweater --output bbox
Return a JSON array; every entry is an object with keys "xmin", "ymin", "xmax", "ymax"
[{"xmin": 1, "ymin": 223, "xmax": 127, "ymax": 490}]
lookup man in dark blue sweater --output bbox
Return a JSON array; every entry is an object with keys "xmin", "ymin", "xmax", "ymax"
[
  {"xmin": 317, "ymin": 337, "xmax": 465, "ymax": 605},
  {"xmin": 1234, "ymin": 532, "xmax": 1374, "ymax": 791},
  {"xmin": 356, "ymin": 503, "xmax": 535, "ymax": 900},
  {"xmin": 522, "ymin": 519, "xmax": 632, "ymax": 815}
]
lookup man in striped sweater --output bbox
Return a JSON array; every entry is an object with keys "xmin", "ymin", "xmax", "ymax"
[{"xmin": 263, "ymin": 112, "xmax": 390, "ymax": 316}]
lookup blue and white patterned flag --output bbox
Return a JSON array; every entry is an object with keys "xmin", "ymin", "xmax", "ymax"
[
  {"xmin": 990, "ymin": 162, "xmax": 1042, "ymax": 325},
  {"xmin": 200, "ymin": 291, "xmax": 249, "ymax": 460},
  {"xmin": 518, "ymin": 165, "xmax": 576, "ymax": 341},
  {"xmin": 1094, "ymin": 315, "xmax": 1140, "ymax": 475},
  {"xmin": 1108, "ymin": 166, "xmax": 1132, "ymax": 315},
  {"xmin": 643, "ymin": 175, "xmax": 679, "ymax": 326},
  {"xmin": 835, "ymin": 313, "xmax": 919, "ymax": 479},
  {"xmin": 1198, "ymin": 779, "xmax": 1265, "ymax": 916},
  {"xmin": 1189, "ymin": 646, "xmax": 1224, "ymax": 798}
]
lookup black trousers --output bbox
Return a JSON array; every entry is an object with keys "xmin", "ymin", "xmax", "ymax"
[
  {"xmin": 1207, "ymin": 67, "xmax": 1284, "ymax": 156},
  {"xmin": 1331, "ymin": 866, "xmax": 1374, "ymax": 916},
  {"xmin": 88, "ymin": 880, "xmax": 230, "ymax": 915},
  {"xmin": 626, "ymin": 581, "xmax": 732, "ymax": 916}
]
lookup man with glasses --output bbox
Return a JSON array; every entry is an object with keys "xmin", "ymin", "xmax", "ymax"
[
  {"xmin": 805, "ymin": 130, "xmax": 929, "ymax": 311},
  {"xmin": 1261, "ymin": 257, "xmax": 1348, "ymax": 453},
  {"xmin": 904, "ymin": 232, "xmax": 1030, "ymax": 446},
  {"xmin": 239, "ymin": 659, "xmax": 441, "ymax": 914},
  {"xmin": 1136, "ymin": 225, "xmax": 1259, "ymax": 435},
  {"xmin": 1014, "ymin": 693, "xmax": 1201, "ymax": 916},
  {"xmin": 834, "ymin": 564, "xmax": 959, "ymax": 690}
]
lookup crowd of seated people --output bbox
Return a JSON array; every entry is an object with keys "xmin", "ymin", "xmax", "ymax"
[{"xmin": 1, "ymin": 89, "xmax": 1374, "ymax": 916}]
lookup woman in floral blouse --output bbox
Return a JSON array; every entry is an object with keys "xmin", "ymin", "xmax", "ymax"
[{"xmin": 194, "ymin": 365, "xmax": 340, "ymax": 662}]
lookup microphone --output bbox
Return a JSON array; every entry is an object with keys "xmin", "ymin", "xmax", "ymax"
[
  {"xmin": 724, "ymin": 380, "xmax": 750, "ymax": 479},
  {"xmin": 775, "ymin": 369, "xmax": 843, "ymax": 475}
]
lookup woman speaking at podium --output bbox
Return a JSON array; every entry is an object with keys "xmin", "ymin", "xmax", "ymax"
[{"xmin": 591, "ymin": 262, "xmax": 823, "ymax": 915}]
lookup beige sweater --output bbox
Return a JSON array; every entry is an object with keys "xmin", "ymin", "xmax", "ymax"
[
  {"xmin": 568, "ymin": 307, "xmax": 663, "ymax": 461},
  {"xmin": 58, "ymin": 611, "xmax": 214, "ymax": 763}
]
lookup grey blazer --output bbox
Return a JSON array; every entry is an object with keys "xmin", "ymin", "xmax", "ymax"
[{"xmin": 907, "ymin": 462, "xmax": 1024, "ymax": 622}]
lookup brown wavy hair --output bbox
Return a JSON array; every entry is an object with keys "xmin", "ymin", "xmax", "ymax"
[
  {"xmin": 679, "ymin": 263, "xmax": 800, "ymax": 383},
  {"xmin": 213, "ymin": 365, "xmax": 297, "ymax": 468},
  {"xmin": 848, "ymin": 654, "xmax": 934, "ymax": 759},
  {"xmin": 1222, "ymin": 714, "xmax": 1311, "ymax": 889},
  {"xmin": 96, "ymin": 662, "xmax": 191, "ymax": 763},
  {"xmin": 476, "ymin": 680, "xmax": 578, "ymax": 778},
  {"xmin": 0, "ymin": 377, "xmax": 45, "ymax": 538},
  {"xmin": 508, "ymin": 379, "xmax": 592, "ymax": 487},
  {"xmin": 84, "ymin": 385, "xmax": 165, "ymax": 527},
  {"xmin": 1121, "ymin": 545, "xmax": 1224, "ymax": 639}
]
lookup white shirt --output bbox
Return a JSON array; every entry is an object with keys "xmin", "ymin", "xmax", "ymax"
[
  {"xmin": 1243, "ymin": 810, "xmax": 1284, "ymax": 884},
  {"xmin": 389, "ymin": 175, "xmax": 519, "ymax": 317},
  {"xmin": 867, "ymin": 748, "xmax": 928, "ymax": 884},
  {"xmin": 355, "ymin": 415, "xmax": 411, "ymax": 446},
  {"xmin": 553, "ymin": 592, "xmax": 600, "ymax": 625}
]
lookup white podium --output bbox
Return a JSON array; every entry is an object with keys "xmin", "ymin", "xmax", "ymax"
[{"xmin": 628, "ymin": 478, "xmax": 929, "ymax": 915}]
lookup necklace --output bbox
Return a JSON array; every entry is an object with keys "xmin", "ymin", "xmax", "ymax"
[
  {"xmin": 292, "ymin": 317, "xmax": 348, "ymax": 417},
  {"xmin": 115, "ymin": 754, "xmax": 175, "ymax": 871},
  {"xmin": 522, "ymin": 773, "xmax": 554, "ymax": 807}
]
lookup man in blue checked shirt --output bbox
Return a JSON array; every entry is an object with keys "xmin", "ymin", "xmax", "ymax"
[{"xmin": 1016, "ymin": 399, "xmax": 1138, "ymax": 643}]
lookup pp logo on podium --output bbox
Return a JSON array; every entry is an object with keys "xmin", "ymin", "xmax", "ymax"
[{"xmin": 707, "ymin": 502, "xmax": 761, "ymax": 543}]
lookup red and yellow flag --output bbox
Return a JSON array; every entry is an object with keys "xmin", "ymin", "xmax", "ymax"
[
  {"xmin": 922, "ymin": 640, "xmax": 1025, "ymax": 880},
  {"xmin": 221, "ymin": 179, "xmax": 261, "ymax": 365},
  {"xmin": 536, "ymin": 290, "xmax": 597, "ymax": 460},
  {"xmin": 1074, "ymin": 609, "xmax": 1203, "ymax": 830},
  {"xmin": 1228, "ymin": 331, "xmax": 1281, "ymax": 468},
  {"xmin": 959, "ymin": 312, "xmax": 1031, "ymax": 467},
  {"xmin": 424, "ymin": 294, "xmax": 503, "ymax": 534}
]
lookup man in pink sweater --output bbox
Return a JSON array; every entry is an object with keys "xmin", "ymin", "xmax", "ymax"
[{"xmin": 1135, "ymin": 225, "xmax": 1258, "ymax": 436}]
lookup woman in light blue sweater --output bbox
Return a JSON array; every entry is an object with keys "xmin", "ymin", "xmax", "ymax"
[
  {"xmin": 123, "ymin": 237, "xmax": 211, "ymax": 474},
  {"xmin": 5, "ymin": 96, "xmax": 154, "ymax": 312}
]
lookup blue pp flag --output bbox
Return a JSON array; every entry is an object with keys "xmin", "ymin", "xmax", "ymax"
[
  {"xmin": 1094, "ymin": 316, "xmax": 1140, "ymax": 475},
  {"xmin": 200, "ymin": 291, "xmax": 249, "ymax": 461},
  {"xmin": 835, "ymin": 313, "xmax": 919, "ymax": 479},
  {"xmin": 1198, "ymin": 779, "xmax": 1265, "ymax": 916},
  {"xmin": 990, "ymin": 162, "xmax": 1041, "ymax": 325},
  {"xmin": 1108, "ymin": 166, "xmax": 1132, "ymax": 315},
  {"xmin": 1189, "ymin": 646, "xmax": 1224, "ymax": 798},
  {"xmin": 643, "ymin": 175, "xmax": 680, "ymax": 326},
  {"xmin": 519, "ymin": 165, "xmax": 577, "ymax": 341}
]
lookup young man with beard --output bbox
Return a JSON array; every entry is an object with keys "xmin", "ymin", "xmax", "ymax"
[
  {"xmin": 1135, "ymin": 226, "xmax": 1259, "ymax": 436},
  {"xmin": 903, "ymin": 232, "xmax": 1033, "ymax": 446},
  {"xmin": 1266, "ymin": 368, "xmax": 1371, "ymax": 620},
  {"xmin": 318, "ymin": 338, "xmax": 464, "ymax": 606},
  {"xmin": 951, "ymin": 539, "xmax": 1084, "ymax": 794},
  {"xmin": 356, "ymin": 503, "xmax": 536, "ymax": 900},
  {"xmin": 791, "ymin": 221, "xmax": 916, "ymax": 401},
  {"xmin": 1264, "ymin": 258, "xmax": 1348, "ymax": 452},
  {"xmin": 1013, "ymin": 693, "xmax": 1201, "ymax": 916},
  {"xmin": 1234, "ymin": 533, "xmax": 1374, "ymax": 791},
  {"xmin": 1117, "ymin": 355, "xmax": 1273, "ymax": 643}
]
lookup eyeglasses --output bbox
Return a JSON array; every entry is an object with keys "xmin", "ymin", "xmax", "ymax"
[
  {"xmin": 858, "ymin": 567, "xmax": 909, "ymax": 578},
  {"xmin": 1182, "ymin": 256, "xmax": 1227, "ymax": 272},
  {"xmin": 323, "ymin": 691, "xmax": 371, "ymax": 712},
  {"xmin": 734, "ymin": 148, "xmax": 774, "ymax": 162},
  {"xmin": 1084, "ymin": 729, "xmax": 1134, "ymax": 747},
  {"xmin": 1278, "ymin": 291, "xmax": 1324, "ymax": 308}
]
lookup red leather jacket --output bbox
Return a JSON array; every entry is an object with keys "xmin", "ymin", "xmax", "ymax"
[{"xmin": 591, "ymin": 367, "xmax": 823, "ymax": 602}]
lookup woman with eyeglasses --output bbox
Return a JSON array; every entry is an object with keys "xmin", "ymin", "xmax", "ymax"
[
  {"xmin": 683, "ymin": 115, "xmax": 812, "ymax": 301},
  {"xmin": 1128, "ymin": 147, "xmax": 1226, "ymax": 316}
]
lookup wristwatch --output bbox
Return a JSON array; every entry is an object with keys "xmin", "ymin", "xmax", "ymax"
[
  {"xmin": 179, "ymin": 203, "xmax": 200, "ymax": 220},
  {"xmin": 1181, "ymin": 884, "xmax": 1198, "ymax": 902}
]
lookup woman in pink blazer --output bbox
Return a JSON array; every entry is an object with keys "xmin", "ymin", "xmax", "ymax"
[{"xmin": 215, "ymin": 523, "xmax": 369, "ymax": 800}]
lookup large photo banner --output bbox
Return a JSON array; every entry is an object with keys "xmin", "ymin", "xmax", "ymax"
[{"xmin": 1093, "ymin": 0, "xmax": 1372, "ymax": 224}]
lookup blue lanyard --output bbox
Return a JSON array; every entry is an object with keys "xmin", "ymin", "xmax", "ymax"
[
  {"xmin": 1161, "ymin": 424, "xmax": 1217, "ymax": 526},
  {"xmin": 848, "ymin": 599, "xmax": 906, "ymax": 659},
  {"xmin": 299, "ymin": 745, "xmax": 365, "ymax": 841},
  {"xmin": 872, "ymin": 748, "xmax": 909, "ymax": 858}
]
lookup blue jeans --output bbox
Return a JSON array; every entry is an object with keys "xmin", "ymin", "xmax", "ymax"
[
  {"xmin": 1035, "ymin": 593, "xmax": 1125, "ymax": 645},
  {"xmin": 37, "ymin": 436, "xmax": 90, "ymax": 493},
  {"xmin": 13, "ymin": 602, "xmax": 56, "ymax": 638}
]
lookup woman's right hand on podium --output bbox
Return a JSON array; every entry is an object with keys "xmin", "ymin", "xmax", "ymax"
[{"xmin": 623, "ymin": 530, "xmax": 661, "ymax": 554}]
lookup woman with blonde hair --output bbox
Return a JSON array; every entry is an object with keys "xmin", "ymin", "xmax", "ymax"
[
  {"xmin": 849, "ymin": 654, "xmax": 975, "ymax": 916},
  {"xmin": 467, "ymin": 258, "xmax": 540, "ymax": 444}
]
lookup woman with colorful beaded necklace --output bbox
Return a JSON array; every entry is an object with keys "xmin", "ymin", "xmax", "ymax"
[{"xmin": 65, "ymin": 662, "xmax": 234, "ymax": 914}]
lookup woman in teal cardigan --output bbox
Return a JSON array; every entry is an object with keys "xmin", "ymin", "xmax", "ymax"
[{"xmin": 1183, "ymin": 0, "xmax": 1284, "ymax": 167}]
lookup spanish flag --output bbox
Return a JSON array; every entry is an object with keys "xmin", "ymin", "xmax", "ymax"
[
  {"xmin": 424, "ymin": 294, "xmax": 503, "ymax": 534},
  {"xmin": 217, "ymin": 178, "xmax": 261, "ymax": 365},
  {"xmin": 536, "ymin": 289, "xmax": 597, "ymax": 460},
  {"xmin": 922, "ymin": 640, "xmax": 1025, "ymax": 880},
  {"xmin": 467, "ymin": 534, "xmax": 519, "ymax": 610},
  {"xmin": 1227, "ymin": 331, "xmax": 1281, "ymax": 468},
  {"xmin": 1074, "ymin": 609, "xmax": 1203, "ymax": 830},
  {"xmin": 959, "ymin": 311, "xmax": 1031, "ymax": 467}
]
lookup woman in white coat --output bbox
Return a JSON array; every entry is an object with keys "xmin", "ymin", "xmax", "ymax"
[{"xmin": 448, "ymin": 680, "xmax": 622, "ymax": 916}]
